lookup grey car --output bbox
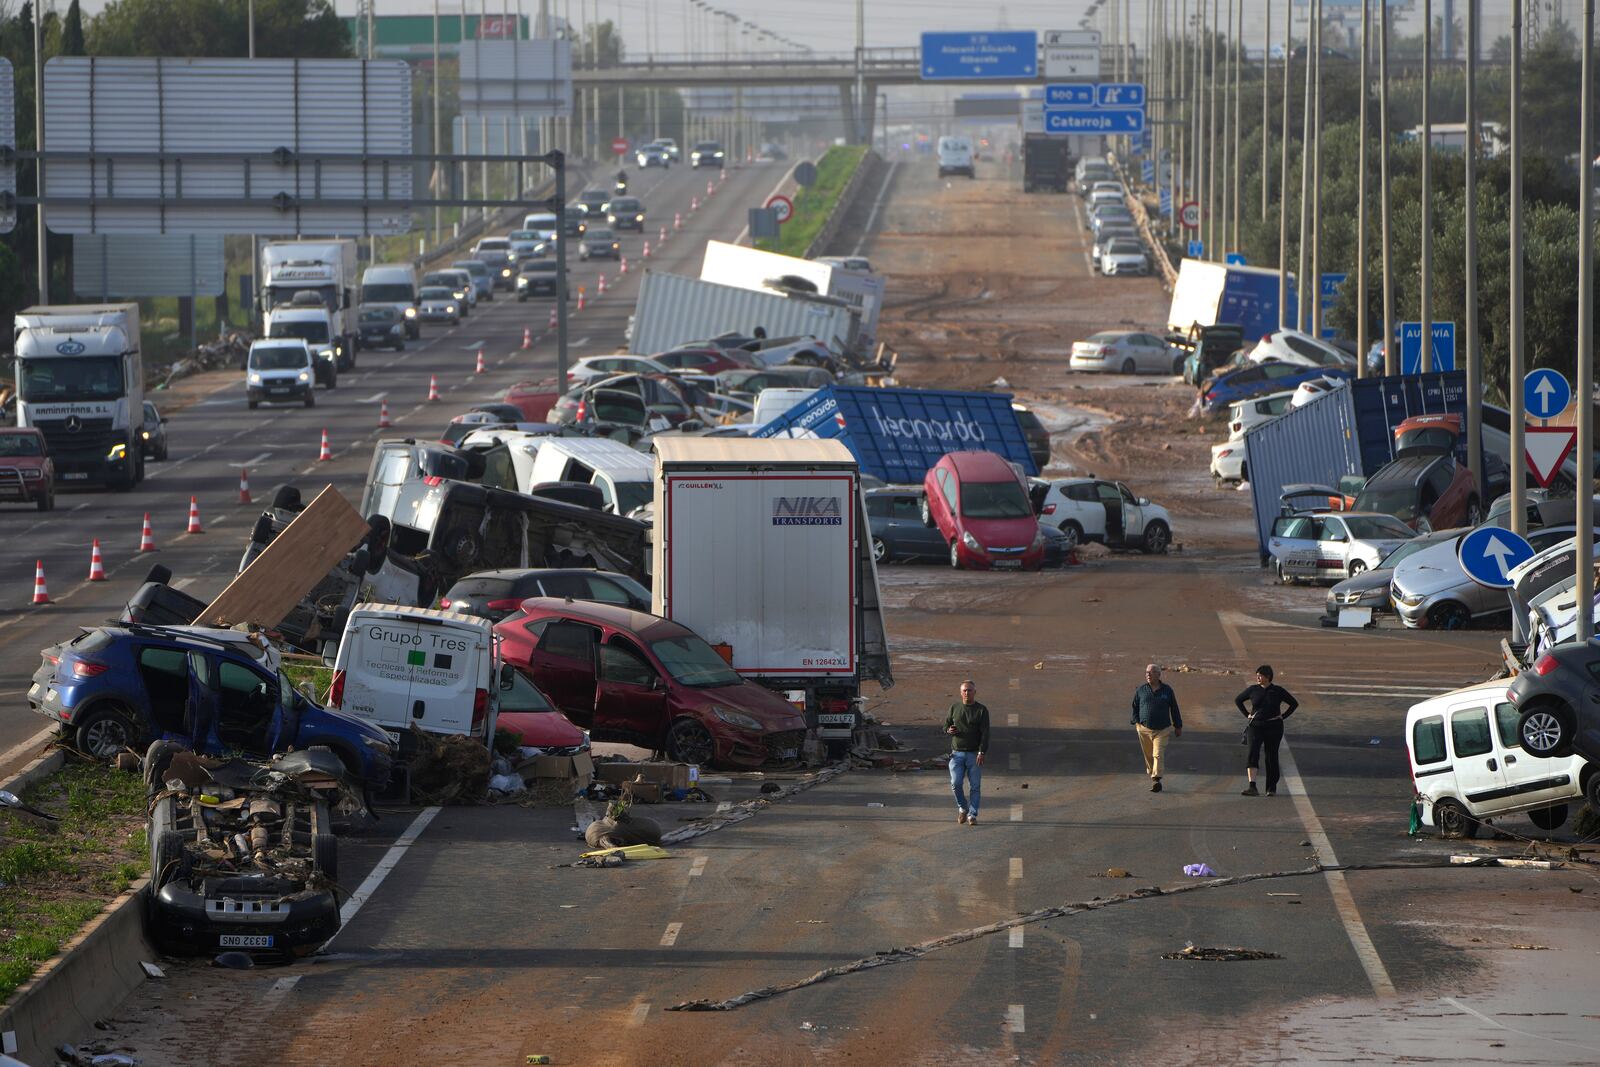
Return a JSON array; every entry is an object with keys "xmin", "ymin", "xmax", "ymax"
[
  {"xmin": 1322, "ymin": 527, "xmax": 1462, "ymax": 624},
  {"xmin": 1505, "ymin": 642, "xmax": 1600, "ymax": 802},
  {"xmin": 579, "ymin": 227, "xmax": 621, "ymax": 261}
]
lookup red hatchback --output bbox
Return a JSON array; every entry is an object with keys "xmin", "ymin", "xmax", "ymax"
[
  {"xmin": 921, "ymin": 450, "xmax": 1043, "ymax": 570},
  {"xmin": 0, "ymin": 428, "xmax": 54, "ymax": 511},
  {"xmin": 493, "ymin": 598, "xmax": 809, "ymax": 768}
]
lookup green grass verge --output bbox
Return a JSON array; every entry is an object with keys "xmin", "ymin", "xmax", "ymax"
[
  {"xmin": 756, "ymin": 145, "xmax": 869, "ymax": 258},
  {"xmin": 0, "ymin": 763, "xmax": 148, "ymax": 1004},
  {"xmin": 282, "ymin": 661, "xmax": 335, "ymax": 705}
]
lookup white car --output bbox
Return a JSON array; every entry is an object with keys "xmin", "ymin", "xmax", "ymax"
[
  {"xmin": 417, "ymin": 286, "xmax": 461, "ymax": 325},
  {"xmin": 1407, "ymin": 678, "xmax": 1592, "ymax": 837},
  {"xmin": 1290, "ymin": 375, "xmax": 1347, "ymax": 408},
  {"xmin": 1035, "ymin": 477, "xmax": 1173, "ymax": 553},
  {"xmin": 656, "ymin": 138, "xmax": 682, "ymax": 163},
  {"xmin": 1210, "ymin": 440, "xmax": 1248, "ymax": 484},
  {"xmin": 1087, "ymin": 187, "xmax": 1125, "ymax": 208},
  {"xmin": 565, "ymin": 354, "xmax": 672, "ymax": 386},
  {"xmin": 1267, "ymin": 510, "xmax": 1416, "ymax": 584},
  {"xmin": 1251, "ymin": 328, "xmax": 1356, "ymax": 369},
  {"xmin": 1099, "ymin": 237, "xmax": 1150, "ymax": 276},
  {"xmin": 1227, "ymin": 390, "xmax": 1296, "ymax": 437},
  {"xmin": 1070, "ymin": 331, "xmax": 1180, "ymax": 375},
  {"xmin": 1091, "ymin": 226, "xmax": 1140, "ymax": 263}
]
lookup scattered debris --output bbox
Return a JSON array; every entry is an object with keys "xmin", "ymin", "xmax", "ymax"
[
  {"xmin": 760, "ymin": 783, "xmax": 783, "ymax": 794},
  {"xmin": 1508, "ymin": 944, "xmax": 1551, "ymax": 951},
  {"xmin": 1162, "ymin": 944, "xmax": 1284, "ymax": 962},
  {"xmin": 138, "ymin": 962, "xmax": 165, "ymax": 979},
  {"xmin": 211, "ymin": 952, "xmax": 255, "ymax": 970},
  {"xmin": 1449, "ymin": 855, "xmax": 1559, "ymax": 870},
  {"xmin": 525, "ymin": 1056, "xmax": 552, "ymax": 1065},
  {"xmin": 1093, "ymin": 868, "xmax": 1132, "ymax": 879},
  {"xmin": 1182, "ymin": 863, "xmax": 1216, "ymax": 877},
  {"xmin": 406, "ymin": 728, "xmax": 492, "ymax": 805},
  {"xmin": 866, "ymin": 802, "xmax": 885, "ymax": 808}
]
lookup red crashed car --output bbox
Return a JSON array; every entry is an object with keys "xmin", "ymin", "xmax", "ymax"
[
  {"xmin": 503, "ymin": 378, "xmax": 561, "ymax": 422},
  {"xmin": 0, "ymin": 428, "xmax": 55, "ymax": 511},
  {"xmin": 921, "ymin": 450, "xmax": 1044, "ymax": 571},
  {"xmin": 494, "ymin": 598, "xmax": 808, "ymax": 768},
  {"xmin": 650, "ymin": 346, "xmax": 754, "ymax": 375}
]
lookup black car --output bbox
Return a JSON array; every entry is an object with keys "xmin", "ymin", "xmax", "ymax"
[
  {"xmin": 1037, "ymin": 521, "xmax": 1072, "ymax": 568},
  {"xmin": 606, "ymin": 196, "xmax": 646, "ymax": 232},
  {"xmin": 866, "ymin": 488, "xmax": 949, "ymax": 563},
  {"xmin": 440, "ymin": 568, "xmax": 651, "ymax": 622},
  {"xmin": 141, "ymin": 400, "xmax": 169, "ymax": 461},
  {"xmin": 564, "ymin": 206, "xmax": 588, "ymax": 236},
  {"xmin": 357, "ymin": 305, "xmax": 407, "ymax": 351},
  {"xmin": 576, "ymin": 189, "xmax": 610, "ymax": 216},
  {"xmin": 691, "ymin": 141, "xmax": 725, "ymax": 169},
  {"xmin": 1506, "ymin": 643, "xmax": 1600, "ymax": 808},
  {"xmin": 517, "ymin": 260, "xmax": 566, "ymax": 300}
]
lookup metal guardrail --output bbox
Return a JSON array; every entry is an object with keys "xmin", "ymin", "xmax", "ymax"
[
  {"xmin": 1112, "ymin": 157, "xmax": 1178, "ymax": 291},
  {"xmin": 805, "ymin": 149, "xmax": 880, "ymax": 260},
  {"xmin": 408, "ymin": 162, "xmax": 593, "ymax": 274}
]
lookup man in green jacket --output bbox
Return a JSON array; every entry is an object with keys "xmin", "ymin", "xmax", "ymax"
[{"xmin": 946, "ymin": 679, "xmax": 990, "ymax": 825}]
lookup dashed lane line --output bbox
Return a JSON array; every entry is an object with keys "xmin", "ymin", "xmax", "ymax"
[
  {"xmin": 1009, "ymin": 857, "xmax": 1023, "ymax": 881},
  {"xmin": 1006, "ymin": 1004, "xmax": 1026, "ymax": 1034},
  {"xmin": 689, "ymin": 856, "xmax": 708, "ymax": 877},
  {"xmin": 660, "ymin": 922, "xmax": 682, "ymax": 947},
  {"xmin": 1009, "ymin": 927, "xmax": 1024, "ymax": 949},
  {"xmin": 1008, "ymin": 753, "xmax": 1021, "ymax": 771},
  {"xmin": 1010, "ymin": 804, "xmax": 1022, "ymax": 822},
  {"xmin": 627, "ymin": 1001, "xmax": 651, "ymax": 1028},
  {"xmin": 1006, "ymin": 713, "xmax": 1019, "ymax": 727},
  {"xmin": 327, "ymin": 805, "xmax": 440, "ymax": 941}
]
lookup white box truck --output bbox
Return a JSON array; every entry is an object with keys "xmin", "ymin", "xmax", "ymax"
[
  {"xmin": 699, "ymin": 240, "xmax": 885, "ymax": 352},
  {"xmin": 260, "ymin": 240, "xmax": 359, "ymax": 370},
  {"xmin": 628, "ymin": 271, "xmax": 858, "ymax": 358},
  {"xmin": 651, "ymin": 437, "xmax": 893, "ymax": 745},
  {"xmin": 14, "ymin": 303, "xmax": 145, "ymax": 489}
]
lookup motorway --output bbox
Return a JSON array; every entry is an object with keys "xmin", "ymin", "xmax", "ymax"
[
  {"xmin": 0, "ymin": 157, "xmax": 776, "ymax": 768},
  {"xmin": 12, "ymin": 156, "xmax": 1600, "ymax": 1065}
]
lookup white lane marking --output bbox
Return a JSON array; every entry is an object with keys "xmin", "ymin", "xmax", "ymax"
[
  {"xmin": 0, "ymin": 726, "xmax": 57, "ymax": 771},
  {"xmin": 1009, "ymin": 927, "xmax": 1024, "ymax": 949},
  {"xmin": 462, "ymin": 340, "xmax": 485, "ymax": 349},
  {"xmin": 328, "ymin": 805, "xmax": 440, "ymax": 937},
  {"xmin": 262, "ymin": 974, "xmax": 303, "ymax": 1008},
  {"xmin": 628, "ymin": 1001, "xmax": 651, "ymax": 1028},
  {"xmin": 1442, "ymin": 996, "xmax": 1600, "ymax": 1055},
  {"xmin": 716, "ymin": 801, "xmax": 732, "ymax": 814},
  {"xmin": 1008, "ymin": 677, "xmax": 1019, "ymax": 690},
  {"xmin": 1009, "ymin": 857, "xmax": 1023, "ymax": 881},
  {"xmin": 573, "ymin": 336, "xmax": 590, "ymax": 347},
  {"xmin": 853, "ymin": 161, "xmax": 898, "ymax": 255},
  {"xmin": 1010, "ymin": 804, "xmax": 1022, "ymax": 823},
  {"xmin": 689, "ymin": 856, "xmax": 708, "ymax": 877},
  {"xmin": 1008, "ymin": 752, "xmax": 1021, "ymax": 771},
  {"xmin": 172, "ymin": 577, "xmax": 199, "ymax": 590},
  {"xmin": 358, "ymin": 392, "xmax": 389, "ymax": 404},
  {"xmin": 1006, "ymin": 1004, "xmax": 1026, "ymax": 1033},
  {"xmin": 660, "ymin": 922, "xmax": 682, "ymax": 946},
  {"xmin": 1006, "ymin": 713, "xmax": 1019, "ymax": 727},
  {"xmin": 227, "ymin": 452, "xmax": 273, "ymax": 469}
]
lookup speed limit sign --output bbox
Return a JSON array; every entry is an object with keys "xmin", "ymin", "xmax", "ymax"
[
  {"xmin": 1180, "ymin": 200, "xmax": 1201, "ymax": 230},
  {"xmin": 766, "ymin": 194, "xmax": 794, "ymax": 224}
]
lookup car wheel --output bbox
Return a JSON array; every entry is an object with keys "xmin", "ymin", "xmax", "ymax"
[
  {"xmin": 149, "ymin": 795, "xmax": 190, "ymax": 889},
  {"xmin": 36, "ymin": 490, "xmax": 52, "ymax": 512},
  {"xmin": 1348, "ymin": 559, "xmax": 1367, "ymax": 578},
  {"xmin": 1517, "ymin": 702, "xmax": 1574, "ymax": 758},
  {"xmin": 1276, "ymin": 561, "xmax": 1292, "ymax": 585},
  {"xmin": 1527, "ymin": 804, "xmax": 1568, "ymax": 833},
  {"xmin": 1121, "ymin": 358, "xmax": 1136, "ymax": 375},
  {"xmin": 1057, "ymin": 521, "xmax": 1082, "ymax": 549},
  {"xmin": 75, "ymin": 703, "xmax": 139, "ymax": 761},
  {"xmin": 920, "ymin": 496, "xmax": 935, "ymax": 528},
  {"xmin": 304, "ymin": 393, "xmax": 316, "ymax": 408},
  {"xmin": 249, "ymin": 400, "xmax": 259, "ymax": 409},
  {"xmin": 142, "ymin": 739, "xmax": 187, "ymax": 796},
  {"xmin": 1465, "ymin": 497, "xmax": 1482, "ymax": 526},
  {"xmin": 665, "ymin": 717, "xmax": 717, "ymax": 766},
  {"xmin": 872, "ymin": 536, "xmax": 890, "ymax": 564},
  {"xmin": 1172, "ymin": 355, "xmax": 1186, "ymax": 376},
  {"xmin": 949, "ymin": 541, "xmax": 962, "ymax": 569},
  {"xmin": 1142, "ymin": 521, "xmax": 1170, "ymax": 555},
  {"xmin": 1433, "ymin": 798, "xmax": 1480, "ymax": 840},
  {"xmin": 1428, "ymin": 601, "xmax": 1469, "ymax": 630}
]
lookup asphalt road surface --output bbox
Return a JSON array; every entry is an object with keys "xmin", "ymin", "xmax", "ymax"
[
  {"xmin": 20, "ymin": 154, "xmax": 1600, "ymax": 1065},
  {"xmin": 0, "ymin": 158, "xmax": 773, "ymax": 768}
]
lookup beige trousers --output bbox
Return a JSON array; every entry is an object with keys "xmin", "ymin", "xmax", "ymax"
[{"xmin": 1136, "ymin": 724, "xmax": 1174, "ymax": 779}]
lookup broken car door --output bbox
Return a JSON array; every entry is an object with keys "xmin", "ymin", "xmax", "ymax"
[
  {"xmin": 592, "ymin": 636, "xmax": 671, "ymax": 746},
  {"xmin": 528, "ymin": 620, "xmax": 601, "ymax": 726}
]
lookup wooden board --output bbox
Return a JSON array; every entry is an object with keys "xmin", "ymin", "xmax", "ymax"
[{"xmin": 199, "ymin": 485, "xmax": 371, "ymax": 630}]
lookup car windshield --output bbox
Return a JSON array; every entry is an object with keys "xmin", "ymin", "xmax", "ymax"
[
  {"xmin": 614, "ymin": 482, "xmax": 653, "ymax": 514},
  {"xmin": 961, "ymin": 480, "xmax": 1033, "ymax": 519},
  {"xmin": 610, "ymin": 199, "xmax": 641, "ymax": 211},
  {"xmin": 478, "ymin": 240, "xmax": 510, "ymax": 250},
  {"xmin": 588, "ymin": 229, "xmax": 616, "ymax": 241},
  {"xmin": 268, "ymin": 320, "xmax": 330, "ymax": 343},
  {"xmin": 650, "ymin": 635, "xmax": 742, "ymax": 687},
  {"xmin": 18, "ymin": 356, "xmax": 125, "ymax": 401},
  {"xmin": 419, "ymin": 288, "xmax": 453, "ymax": 300},
  {"xmin": 1381, "ymin": 535, "xmax": 1446, "ymax": 568},
  {"xmin": 0, "ymin": 433, "xmax": 42, "ymax": 457},
  {"xmin": 1107, "ymin": 239, "xmax": 1143, "ymax": 253},
  {"xmin": 1344, "ymin": 516, "xmax": 1416, "ymax": 540},
  {"xmin": 249, "ymin": 346, "xmax": 308, "ymax": 370},
  {"xmin": 360, "ymin": 309, "xmax": 397, "ymax": 323},
  {"xmin": 499, "ymin": 668, "xmax": 556, "ymax": 712},
  {"xmin": 510, "ymin": 231, "xmax": 538, "ymax": 242},
  {"xmin": 1354, "ymin": 487, "xmax": 1419, "ymax": 521},
  {"xmin": 454, "ymin": 262, "xmax": 489, "ymax": 277}
]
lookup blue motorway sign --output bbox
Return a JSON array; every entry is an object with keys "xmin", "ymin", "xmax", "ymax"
[
  {"xmin": 1457, "ymin": 526, "xmax": 1536, "ymax": 590},
  {"xmin": 1044, "ymin": 109, "xmax": 1145, "ymax": 134},
  {"xmin": 1524, "ymin": 367, "xmax": 1572, "ymax": 421},
  {"xmin": 1096, "ymin": 83, "xmax": 1146, "ymax": 107},
  {"xmin": 921, "ymin": 31, "xmax": 1038, "ymax": 80},
  {"xmin": 1226, "ymin": 253, "xmax": 1247, "ymax": 266},
  {"xmin": 1159, "ymin": 187, "xmax": 1173, "ymax": 217},
  {"xmin": 1187, "ymin": 239, "xmax": 1204, "ymax": 257},
  {"xmin": 1044, "ymin": 84, "xmax": 1095, "ymax": 106},
  {"xmin": 1399, "ymin": 320, "xmax": 1456, "ymax": 374},
  {"xmin": 1141, "ymin": 159, "xmax": 1154, "ymax": 183}
]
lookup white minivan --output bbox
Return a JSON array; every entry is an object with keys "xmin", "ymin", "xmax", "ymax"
[
  {"xmin": 937, "ymin": 135, "xmax": 975, "ymax": 179},
  {"xmin": 527, "ymin": 437, "xmax": 654, "ymax": 517},
  {"xmin": 361, "ymin": 264, "xmax": 421, "ymax": 339},
  {"xmin": 331, "ymin": 605, "xmax": 500, "ymax": 749},
  {"xmin": 1407, "ymin": 678, "xmax": 1594, "ymax": 838}
]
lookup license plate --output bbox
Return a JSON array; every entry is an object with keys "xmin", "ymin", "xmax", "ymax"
[
  {"xmin": 218, "ymin": 934, "xmax": 273, "ymax": 948},
  {"xmin": 774, "ymin": 748, "xmax": 798, "ymax": 760},
  {"xmin": 63, "ymin": 472, "xmax": 89, "ymax": 480},
  {"xmin": 385, "ymin": 729, "xmax": 403, "ymax": 746},
  {"xmin": 818, "ymin": 714, "xmax": 854, "ymax": 725},
  {"xmin": 993, "ymin": 560, "xmax": 1022, "ymax": 569}
]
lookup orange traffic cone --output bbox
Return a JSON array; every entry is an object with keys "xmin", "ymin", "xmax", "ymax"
[
  {"xmin": 576, "ymin": 288, "xmax": 586, "ymax": 312},
  {"xmin": 658, "ymin": 226, "xmax": 667, "ymax": 246},
  {"xmin": 238, "ymin": 468, "xmax": 253, "ymax": 505},
  {"xmin": 642, "ymin": 240, "xmax": 651, "ymax": 259},
  {"xmin": 706, "ymin": 179, "xmax": 714, "ymax": 196},
  {"xmin": 186, "ymin": 496, "xmax": 204, "ymax": 534},
  {"xmin": 619, "ymin": 255, "xmax": 628, "ymax": 275},
  {"xmin": 31, "ymin": 561, "xmax": 49, "ymax": 605},
  {"xmin": 139, "ymin": 513, "xmax": 156, "ymax": 552},
  {"xmin": 674, "ymin": 212, "xmax": 682, "ymax": 230},
  {"xmin": 547, "ymin": 305, "xmax": 558, "ymax": 329},
  {"xmin": 475, "ymin": 350, "xmax": 486, "ymax": 374},
  {"xmin": 690, "ymin": 195, "xmax": 699, "ymax": 212},
  {"xmin": 318, "ymin": 429, "xmax": 333, "ymax": 462},
  {"xmin": 427, "ymin": 375, "xmax": 441, "ymax": 401},
  {"xmin": 378, "ymin": 399, "xmax": 392, "ymax": 428},
  {"xmin": 597, "ymin": 273, "xmax": 607, "ymax": 295},
  {"xmin": 522, "ymin": 327, "xmax": 532, "ymax": 349},
  {"xmin": 87, "ymin": 540, "xmax": 106, "ymax": 581}
]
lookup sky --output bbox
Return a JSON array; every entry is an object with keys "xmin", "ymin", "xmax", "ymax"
[{"xmin": 57, "ymin": 2, "xmax": 1584, "ymax": 58}]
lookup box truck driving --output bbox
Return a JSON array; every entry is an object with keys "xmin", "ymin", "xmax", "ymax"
[
  {"xmin": 14, "ymin": 303, "xmax": 145, "ymax": 489},
  {"xmin": 652, "ymin": 438, "xmax": 893, "ymax": 747},
  {"xmin": 259, "ymin": 240, "xmax": 359, "ymax": 371}
]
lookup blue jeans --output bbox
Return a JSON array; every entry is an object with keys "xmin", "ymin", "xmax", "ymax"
[{"xmin": 950, "ymin": 750, "xmax": 982, "ymax": 816}]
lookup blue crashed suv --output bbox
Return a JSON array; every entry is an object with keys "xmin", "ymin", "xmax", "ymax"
[{"xmin": 28, "ymin": 623, "xmax": 394, "ymax": 793}]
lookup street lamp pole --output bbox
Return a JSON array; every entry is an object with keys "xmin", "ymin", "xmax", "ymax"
[
  {"xmin": 1419, "ymin": 0, "xmax": 1433, "ymax": 376},
  {"xmin": 1379, "ymin": 0, "xmax": 1396, "ymax": 374},
  {"xmin": 1508, "ymin": 0, "xmax": 1527, "ymax": 535},
  {"xmin": 1278, "ymin": 0, "xmax": 1292, "ymax": 327},
  {"xmin": 1465, "ymin": 0, "xmax": 1482, "ymax": 495},
  {"xmin": 1575, "ymin": 0, "xmax": 1595, "ymax": 640},
  {"xmin": 1356, "ymin": 0, "xmax": 1370, "ymax": 377}
]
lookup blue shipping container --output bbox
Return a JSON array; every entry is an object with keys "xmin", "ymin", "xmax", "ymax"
[{"xmin": 754, "ymin": 385, "xmax": 1037, "ymax": 484}]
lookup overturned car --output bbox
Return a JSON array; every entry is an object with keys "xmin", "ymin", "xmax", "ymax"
[{"xmin": 145, "ymin": 744, "xmax": 354, "ymax": 959}]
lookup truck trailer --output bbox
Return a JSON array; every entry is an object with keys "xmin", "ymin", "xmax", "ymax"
[
  {"xmin": 1168, "ymin": 259, "xmax": 1296, "ymax": 345},
  {"xmin": 260, "ymin": 240, "xmax": 359, "ymax": 369},
  {"xmin": 14, "ymin": 303, "xmax": 145, "ymax": 489},
  {"xmin": 651, "ymin": 437, "xmax": 893, "ymax": 746},
  {"xmin": 1022, "ymin": 134, "xmax": 1072, "ymax": 193}
]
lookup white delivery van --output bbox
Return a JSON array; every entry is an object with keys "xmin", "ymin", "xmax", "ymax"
[
  {"xmin": 527, "ymin": 437, "xmax": 655, "ymax": 516},
  {"xmin": 331, "ymin": 605, "xmax": 499, "ymax": 748},
  {"xmin": 360, "ymin": 264, "xmax": 421, "ymax": 339},
  {"xmin": 937, "ymin": 135, "xmax": 976, "ymax": 179},
  {"xmin": 751, "ymin": 387, "xmax": 817, "ymax": 430},
  {"xmin": 523, "ymin": 212, "xmax": 560, "ymax": 241}
]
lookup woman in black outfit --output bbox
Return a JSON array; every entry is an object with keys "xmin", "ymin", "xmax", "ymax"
[{"xmin": 1235, "ymin": 664, "xmax": 1299, "ymax": 796}]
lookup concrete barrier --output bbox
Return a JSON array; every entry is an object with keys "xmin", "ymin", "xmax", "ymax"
[
  {"xmin": 0, "ymin": 880, "xmax": 154, "ymax": 1066},
  {"xmin": 805, "ymin": 149, "xmax": 882, "ymax": 260}
]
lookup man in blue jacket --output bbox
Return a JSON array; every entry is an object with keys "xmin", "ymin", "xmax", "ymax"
[{"xmin": 1131, "ymin": 663, "xmax": 1183, "ymax": 793}]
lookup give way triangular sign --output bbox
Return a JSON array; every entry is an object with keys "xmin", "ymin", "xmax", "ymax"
[{"xmin": 1525, "ymin": 425, "xmax": 1578, "ymax": 488}]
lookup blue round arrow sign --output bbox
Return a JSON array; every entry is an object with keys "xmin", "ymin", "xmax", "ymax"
[
  {"xmin": 1523, "ymin": 368, "xmax": 1572, "ymax": 421},
  {"xmin": 1456, "ymin": 526, "xmax": 1537, "ymax": 589}
]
